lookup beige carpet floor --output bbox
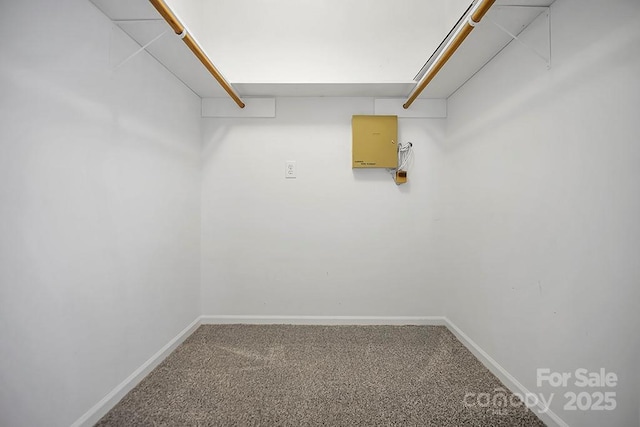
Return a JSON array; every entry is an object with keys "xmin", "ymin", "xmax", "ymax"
[{"xmin": 96, "ymin": 324, "xmax": 546, "ymax": 426}]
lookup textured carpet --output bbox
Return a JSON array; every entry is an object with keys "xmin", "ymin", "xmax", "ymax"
[{"xmin": 96, "ymin": 325, "xmax": 546, "ymax": 426}]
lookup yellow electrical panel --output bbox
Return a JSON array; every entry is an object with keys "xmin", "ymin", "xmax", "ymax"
[{"xmin": 352, "ymin": 115, "xmax": 398, "ymax": 168}]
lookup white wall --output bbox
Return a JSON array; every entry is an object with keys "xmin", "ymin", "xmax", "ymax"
[
  {"xmin": 201, "ymin": 98, "xmax": 447, "ymax": 316},
  {"xmin": 0, "ymin": 1, "xmax": 201, "ymax": 426},
  {"xmin": 443, "ymin": 0, "xmax": 640, "ymax": 425}
]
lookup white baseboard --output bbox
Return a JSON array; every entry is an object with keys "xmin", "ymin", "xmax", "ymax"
[
  {"xmin": 73, "ymin": 314, "xmax": 567, "ymax": 427},
  {"xmin": 443, "ymin": 318, "xmax": 568, "ymax": 427},
  {"xmin": 200, "ymin": 315, "xmax": 447, "ymax": 326},
  {"xmin": 70, "ymin": 317, "xmax": 202, "ymax": 427}
]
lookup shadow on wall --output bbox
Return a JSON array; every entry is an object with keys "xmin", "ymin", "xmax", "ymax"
[
  {"xmin": 445, "ymin": 5, "xmax": 640, "ymax": 151},
  {"xmin": 351, "ymin": 168, "xmax": 414, "ymax": 195},
  {"xmin": 352, "ymin": 168, "xmax": 394, "ymax": 183},
  {"xmin": 201, "ymin": 119, "xmax": 355, "ymax": 157},
  {"xmin": 201, "ymin": 122, "xmax": 232, "ymax": 160},
  {"xmin": 200, "ymin": 97, "xmax": 376, "ymax": 161},
  {"xmin": 3, "ymin": 57, "xmax": 198, "ymax": 162}
]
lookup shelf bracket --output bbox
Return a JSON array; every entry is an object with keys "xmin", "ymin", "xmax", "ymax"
[
  {"xmin": 110, "ymin": 23, "xmax": 168, "ymax": 70},
  {"xmin": 488, "ymin": 7, "xmax": 551, "ymax": 69}
]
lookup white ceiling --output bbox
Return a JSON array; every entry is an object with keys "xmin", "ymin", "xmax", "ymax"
[{"xmin": 90, "ymin": 0, "xmax": 554, "ymax": 99}]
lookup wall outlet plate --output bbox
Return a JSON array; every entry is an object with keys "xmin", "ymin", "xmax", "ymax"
[{"xmin": 285, "ymin": 161, "xmax": 296, "ymax": 178}]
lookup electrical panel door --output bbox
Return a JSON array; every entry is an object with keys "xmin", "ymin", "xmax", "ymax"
[{"xmin": 352, "ymin": 115, "xmax": 398, "ymax": 168}]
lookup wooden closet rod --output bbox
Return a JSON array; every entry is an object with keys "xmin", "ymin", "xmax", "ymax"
[
  {"xmin": 403, "ymin": 0, "xmax": 496, "ymax": 109},
  {"xmin": 149, "ymin": 0, "xmax": 245, "ymax": 108}
]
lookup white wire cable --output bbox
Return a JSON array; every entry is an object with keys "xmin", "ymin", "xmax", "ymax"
[
  {"xmin": 387, "ymin": 141, "xmax": 414, "ymax": 177},
  {"xmin": 397, "ymin": 142, "xmax": 413, "ymax": 171}
]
